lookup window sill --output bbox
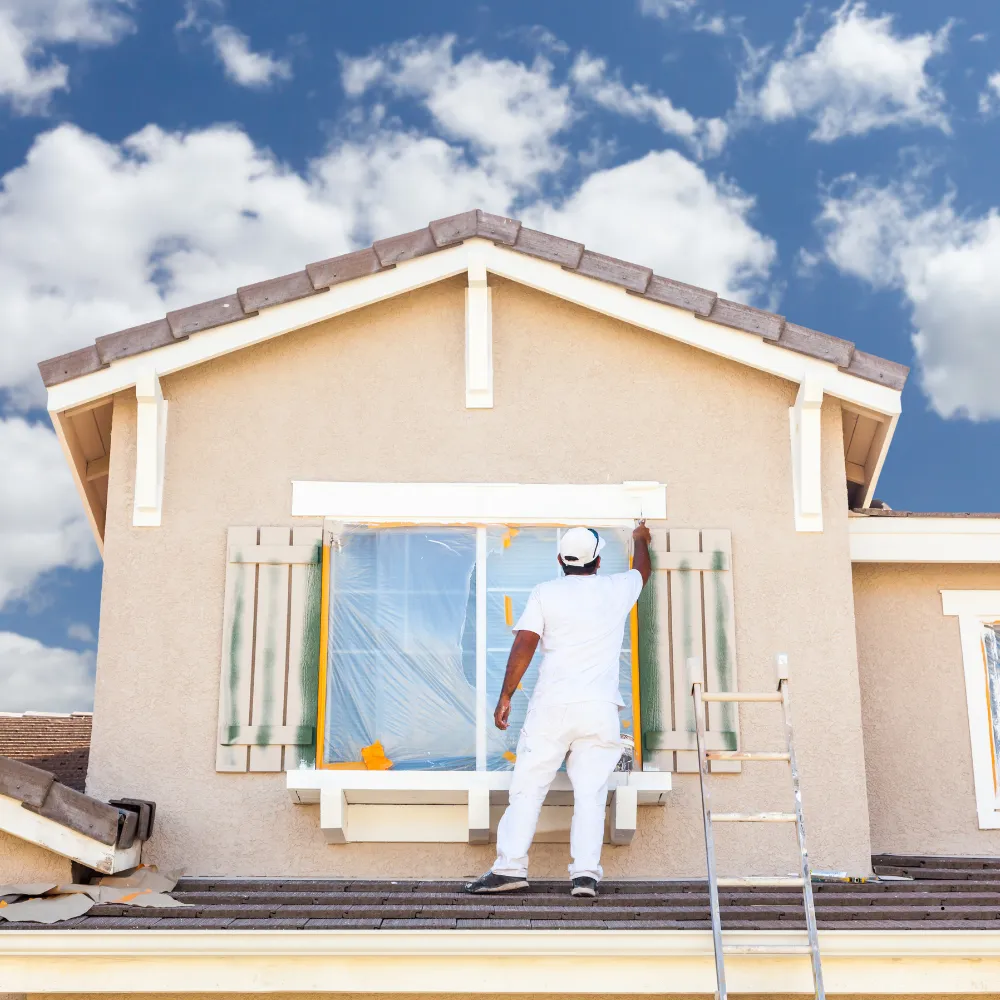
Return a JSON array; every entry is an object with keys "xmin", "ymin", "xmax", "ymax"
[{"xmin": 286, "ymin": 769, "xmax": 671, "ymax": 846}]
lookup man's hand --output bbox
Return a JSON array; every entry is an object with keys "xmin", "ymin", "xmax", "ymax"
[
  {"xmin": 494, "ymin": 693, "xmax": 512, "ymax": 730},
  {"xmin": 632, "ymin": 519, "xmax": 653, "ymax": 585}
]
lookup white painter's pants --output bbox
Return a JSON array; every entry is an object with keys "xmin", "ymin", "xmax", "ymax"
[{"xmin": 491, "ymin": 701, "xmax": 622, "ymax": 881}]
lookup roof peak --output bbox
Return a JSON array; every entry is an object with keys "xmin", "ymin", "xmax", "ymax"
[{"xmin": 38, "ymin": 209, "xmax": 908, "ymax": 392}]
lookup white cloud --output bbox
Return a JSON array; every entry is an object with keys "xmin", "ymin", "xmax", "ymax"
[
  {"xmin": 208, "ymin": 23, "xmax": 291, "ymax": 88},
  {"xmin": 819, "ymin": 175, "xmax": 1000, "ymax": 419},
  {"xmin": 978, "ymin": 72, "xmax": 1000, "ymax": 114},
  {"xmin": 570, "ymin": 52, "xmax": 728, "ymax": 157},
  {"xmin": 526, "ymin": 150, "xmax": 776, "ymax": 301},
  {"xmin": 0, "ymin": 417, "xmax": 98, "ymax": 608},
  {"xmin": 638, "ymin": 0, "xmax": 698, "ymax": 17},
  {"xmin": 340, "ymin": 35, "xmax": 574, "ymax": 186},
  {"xmin": 0, "ymin": 632, "xmax": 95, "ymax": 712},
  {"xmin": 0, "ymin": 0, "xmax": 133, "ymax": 114},
  {"xmin": 67, "ymin": 622, "xmax": 95, "ymax": 643},
  {"xmin": 970, "ymin": 32, "xmax": 988, "ymax": 43},
  {"xmin": 744, "ymin": 3, "xmax": 951, "ymax": 141}
]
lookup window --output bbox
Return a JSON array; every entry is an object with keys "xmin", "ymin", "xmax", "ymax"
[
  {"xmin": 318, "ymin": 524, "xmax": 639, "ymax": 772},
  {"xmin": 941, "ymin": 591, "xmax": 1000, "ymax": 828}
]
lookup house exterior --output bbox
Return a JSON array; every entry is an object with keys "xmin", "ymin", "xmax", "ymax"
[{"xmin": 2, "ymin": 209, "xmax": 1000, "ymax": 996}]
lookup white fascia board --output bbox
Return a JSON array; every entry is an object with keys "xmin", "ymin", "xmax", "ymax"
[
  {"xmin": 850, "ymin": 518, "xmax": 1000, "ymax": 563},
  {"xmin": 292, "ymin": 480, "xmax": 667, "ymax": 523},
  {"xmin": 46, "ymin": 239, "xmax": 901, "ymax": 421},
  {"xmin": 0, "ymin": 793, "xmax": 140, "ymax": 874},
  {"xmin": 45, "ymin": 243, "xmax": 472, "ymax": 414},
  {"xmin": 5, "ymin": 928, "xmax": 1000, "ymax": 993},
  {"xmin": 479, "ymin": 241, "xmax": 902, "ymax": 418}
]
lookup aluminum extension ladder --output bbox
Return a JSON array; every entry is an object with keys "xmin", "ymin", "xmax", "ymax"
[{"xmin": 690, "ymin": 653, "xmax": 825, "ymax": 1000}]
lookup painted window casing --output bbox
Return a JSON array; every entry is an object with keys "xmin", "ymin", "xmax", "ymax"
[
  {"xmin": 318, "ymin": 524, "xmax": 640, "ymax": 772},
  {"xmin": 942, "ymin": 590, "xmax": 1000, "ymax": 828}
]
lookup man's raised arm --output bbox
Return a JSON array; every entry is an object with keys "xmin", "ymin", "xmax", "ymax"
[{"xmin": 632, "ymin": 519, "xmax": 652, "ymax": 585}]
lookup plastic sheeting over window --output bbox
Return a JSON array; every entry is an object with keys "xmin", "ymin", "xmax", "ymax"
[
  {"xmin": 984, "ymin": 625, "xmax": 1000, "ymax": 789},
  {"xmin": 322, "ymin": 525, "xmax": 635, "ymax": 770},
  {"xmin": 323, "ymin": 528, "xmax": 479, "ymax": 770}
]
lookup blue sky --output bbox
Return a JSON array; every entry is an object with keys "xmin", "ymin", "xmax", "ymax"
[{"xmin": 1, "ymin": 0, "xmax": 999, "ymax": 710}]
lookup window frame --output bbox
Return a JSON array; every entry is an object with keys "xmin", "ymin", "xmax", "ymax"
[
  {"xmin": 942, "ymin": 590, "xmax": 1000, "ymax": 829},
  {"xmin": 315, "ymin": 518, "xmax": 645, "ymax": 773}
]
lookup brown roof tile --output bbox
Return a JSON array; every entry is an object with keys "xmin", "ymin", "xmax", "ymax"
[
  {"xmin": 166, "ymin": 293, "xmax": 250, "ymax": 338},
  {"xmin": 37, "ymin": 345, "xmax": 107, "ymax": 387},
  {"xmin": 3, "ymin": 856, "xmax": 999, "ymax": 931},
  {"xmin": 373, "ymin": 227, "xmax": 437, "ymax": 266},
  {"xmin": 95, "ymin": 318, "xmax": 175, "ymax": 365},
  {"xmin": 237, "ymin": 270, "xmax": 320, "ymax": 313},
  {"xmin": 36, "ymin": 209, "xmax": 909, "ymax": 393}
]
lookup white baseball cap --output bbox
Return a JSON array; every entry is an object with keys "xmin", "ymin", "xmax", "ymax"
[{"xmin": 558, "ymin": 526, "xmax": 606, "ymax": 566}]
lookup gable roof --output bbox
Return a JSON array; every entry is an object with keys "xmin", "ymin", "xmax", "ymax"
[{"xmin": 37, "ymin": 209, "xmax": 908, "ymax": 391}]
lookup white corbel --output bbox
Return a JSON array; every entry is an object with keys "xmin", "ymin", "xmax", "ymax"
[
  {"xmin": 133, "ymin": 372, "xmax": 168, "ymax": 527},
  {"xmin": 465, "ymin": 250, "xmax": 493, "ymax": 408},
  {"xmin": 789, "ymin": 377, "xmax": 823, "ymax": 532}
]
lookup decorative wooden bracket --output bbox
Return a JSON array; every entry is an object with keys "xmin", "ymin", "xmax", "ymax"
[
  {"xmin": 465, "ymin": 251, "xmax": 493, "ymax": 408},
  {"xmin": 133, "ymin": 372, "xmax": 168, "ymax": 527},
  {"xmin": 789, "ymin": 378, "xmax": 823, "ymax": 533}
]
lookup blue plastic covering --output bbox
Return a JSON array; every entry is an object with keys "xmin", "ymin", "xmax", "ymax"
[
  {"xmin": 323, "ymin": 527, "xmax": 479, "ymax": 770},
  {"xmin": 322, "ymin": 525, "xmax": 635, "ymax": 771}
]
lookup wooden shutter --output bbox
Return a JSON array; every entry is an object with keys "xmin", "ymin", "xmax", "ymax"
[
  {"xmin": 637, "ymin": 527, "xmax": 739, "ymax": 773},
  {"xmin": 215, "ymin": 526, "xmax": 323, "ymax": 772}
]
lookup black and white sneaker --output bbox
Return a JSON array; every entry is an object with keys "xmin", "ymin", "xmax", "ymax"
[
  {"xmin": 571, "ymin": 876, "xmax": 598, "ymax": 898},
  {"xmin": 465, "ymin": 871, "xmax": 529, "ymax": 894}
]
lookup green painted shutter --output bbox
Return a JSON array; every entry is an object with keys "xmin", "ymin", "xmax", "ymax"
[
  {"xmin": 215, "ymin": 526, "xmax": 322, "ymax": 773},
  {"xmin": 638, "ymin": 527, "xmax": 739, "ymax": 773}
]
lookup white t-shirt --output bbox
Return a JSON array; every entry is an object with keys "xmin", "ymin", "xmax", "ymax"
[{"xmin": 513, "ymin": 569, "xmax": 644, "ymax": 708}]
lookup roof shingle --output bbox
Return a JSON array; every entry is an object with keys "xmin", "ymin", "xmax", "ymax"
[{"xmin": 36, "ymin": 209, "xmax": 910, "ymax": 393}]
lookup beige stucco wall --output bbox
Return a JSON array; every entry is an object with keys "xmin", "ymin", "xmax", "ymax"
[
  {"xmin": 80, "ymin": 274, "xmax": 870, "ymax": 879},
  {"xmin": 855, "ymin": 562, "xmax": 1000, "ymax": 855},
  {"xmin": 0, "ymin": 831, "xmax": 71, "ymax": 884},
  {"xmin": 24, "ymin": 993, "xmax": 991, "ymax": 1000}
]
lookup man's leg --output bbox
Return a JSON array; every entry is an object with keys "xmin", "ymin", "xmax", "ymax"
[
  {"xmin": 492, "ymin": 709, "xmax": 568, "ymax": 877},
  {"xmin": 565, "ymin": 703, "xmax": 623, "ymax": 881}
]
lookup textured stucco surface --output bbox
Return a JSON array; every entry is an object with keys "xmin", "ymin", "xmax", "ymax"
[
  {"xmin": 81, "ymin": 275, "xmax": 870, "ymax": 879},
  {"xmin": 0, "ymin": 832, "xmax": 71, "ymax": 884},
  {"xmin": 854, "ymin": 562, "xmax": 1000, "ymax": 855}
]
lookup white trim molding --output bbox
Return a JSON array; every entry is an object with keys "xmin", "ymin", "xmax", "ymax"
[
  {"xmin": 789, "ymin": 378, "xmax": 824, "ymax": 532},
  {"xmin": 465, "ymin": 247, "xmax": 493, "ymax": 408},
  {"xmin": 0, "ymin": 792, "xmax": 141, "ymax": 874},
  {"xmin": 851, "ymin": 516, "xmax": 1000, "ymax": 563},
  {"xmin": 942, "ymin": 590, "xmax": 1000, "ymax": 829},
  {"xmin": 292, "ymin": 480, "xmax": 668, "ymax": 523},
  {"xmin": 288, "ymin": 769, "xmax": 670, "ymax": 845},
  {"xmin": 5, "ymin": 928, "xmax": 1000, "ymax": 993},
  {"xmin": 132, "ymin": 372, "xmax": 168, "ymax": 527}
]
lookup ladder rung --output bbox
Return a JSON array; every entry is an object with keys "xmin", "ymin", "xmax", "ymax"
[
  {"xmin": 716, "ymin": 876, "xmax": 804, "ymax": 887},
  {"xmin": 712, "ymin": 811, "xmax": 797, "ymax": 823},
  {"xmin": 706, "ymin": 751, "xmax": 790, "ymax": 762},
  {"xmin": 723, "ymin": 944, "xmax": 813, "ymax": 955},
  {"xmin": 702, "ymin": 692, "xmax": 782, "ymax": 702}
]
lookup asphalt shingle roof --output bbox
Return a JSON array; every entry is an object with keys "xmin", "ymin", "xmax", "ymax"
[{"xmin": 4, "ymin": 855, "xmax": 1000, "ymax": 931}]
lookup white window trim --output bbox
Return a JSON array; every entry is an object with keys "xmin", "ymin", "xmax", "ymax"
[
  {"xmin": 941, "ymin": 590, "xmax": 1000, "ymax": 829},
  {"xmin": 293, "ymin": 480, "xmax": 667, "ymax": 523}
]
